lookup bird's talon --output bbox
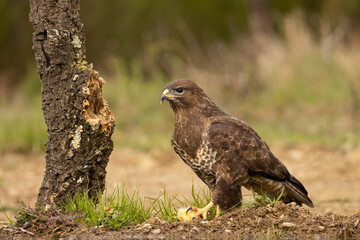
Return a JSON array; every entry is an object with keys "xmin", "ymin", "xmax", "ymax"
[{"xmin": 186, "ymin": 206, "xmax": 192, "ymax": 214}]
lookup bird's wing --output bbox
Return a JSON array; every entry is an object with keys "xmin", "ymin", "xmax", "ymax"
[
  {"xmin": 206, "ymin": 116, "xmax": 292, "ymax": 184},
  {"xmin": 205, "ymin": 116, "xmax": 314, "ymax": 207}
]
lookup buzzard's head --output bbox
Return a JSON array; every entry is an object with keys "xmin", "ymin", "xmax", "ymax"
[
  {"xmin": 161, "ymin": 80, "xmax": 205, "ymax": 109},
  {"xmin": 161, "ymin": 79, "xmax": 225, "ymax": 116}
]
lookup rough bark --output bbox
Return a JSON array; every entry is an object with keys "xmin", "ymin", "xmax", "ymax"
[{"xmin": 29, "ymin": 0, "xmax": 115, "ymax": 208}]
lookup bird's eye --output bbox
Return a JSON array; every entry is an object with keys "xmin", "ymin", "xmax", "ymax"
[{"xmin": 175, "ymin": 87, "xmax": 184, "ymax": 94}]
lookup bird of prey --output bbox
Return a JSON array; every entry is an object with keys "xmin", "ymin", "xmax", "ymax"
[{"xmin": 161, "ymin": 79, "xmax": 314, "ymax": 219}]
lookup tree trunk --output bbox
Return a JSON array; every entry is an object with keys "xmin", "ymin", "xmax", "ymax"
[{"xmin": 29, "ymin": 0, "xmax": 115, "ymax": 208}]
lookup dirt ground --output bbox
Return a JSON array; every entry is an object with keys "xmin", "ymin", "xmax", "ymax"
[{"xmin": 0, "ymin": 144, "xmax": 360, "ymax": 238}]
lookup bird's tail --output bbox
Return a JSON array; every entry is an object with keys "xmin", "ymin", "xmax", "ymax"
[{"xmin": 283, "ymin": 176, "xmax": 314, "ymax": 208}]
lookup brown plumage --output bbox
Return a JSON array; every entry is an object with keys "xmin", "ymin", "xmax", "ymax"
[{"xmin": 161, "ymin": 80, "xmax": 313, "ymax": 219}]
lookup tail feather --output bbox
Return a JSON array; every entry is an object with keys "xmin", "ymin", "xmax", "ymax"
[{"xmin": 284, "ymin": 177, "xmax": 314, "ymax": 208}]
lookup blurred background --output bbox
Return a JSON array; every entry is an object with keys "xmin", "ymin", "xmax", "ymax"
[
  {"xmin": 0, "ymin": 0, "xmax": 360, "ymax": 219},
  {"xmin": 1, "ymin": 0, "xmax": 360, "ymax": 152}
]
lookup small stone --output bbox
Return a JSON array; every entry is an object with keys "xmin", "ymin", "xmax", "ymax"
[
  {"xmin": 142, "ymin": 223, "xmax": 152, "ymax": 228},
  {"xmin": 266, "ymin": 209, "xmax": 273, "ymax": 213},
  {"xmin": 282, "ymin": 222, "xmax": 296, "ymax": 228},
  {"xmin": 151, "ymin": 229, "xmax": 161, "ymax": 235},
  {"xmin": 224, "ymin": 229, "xmax": 232, "ymax": 233},
  {"xmin": 354, "ymin": 219, "xmax": 359, "ymax": 228},
  {"xmin": 266, "ymin": 204, "xmax": 273, "ymax": 212},
  {"xmin": 318, "ymin": 226, "xmax": 325, "ymax": 231},
  {"xmin": 37, "ymin": 215, "xmax": 49, "ymax": 221},
  {"xmin": 136, "ymin": 223, "xmax": 152, "ymax": 231},
  {"xmin": 325, "ymin": 208, "xmax": 333, "ymax": 215},
  {"xmin": 290, "ymin": 202, "xmax": 297, "ymax": 207},
  {"xmin": 147, "ymin": 217, "xmax": 162, "ymax": 224},
  {"xmin": 177, "ymin": 225, "xmax": 184, "ymax": 231},
  {"xmin": 279, "ymin": 214, "xmax": 284, "ymax": 219},
  {"xmin": 190, "ymin": 226, "xmax": 200, "ymax": 233}
]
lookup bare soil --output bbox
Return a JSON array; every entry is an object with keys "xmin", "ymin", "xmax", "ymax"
[{"xmin": 0, "ymin": 144, "xmax": 360, "ymax": 238}]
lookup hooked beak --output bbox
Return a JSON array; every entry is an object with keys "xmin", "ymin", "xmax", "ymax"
[{"xmin": 161, "ymin": 89, "xmax": 170, "ymax": 104}]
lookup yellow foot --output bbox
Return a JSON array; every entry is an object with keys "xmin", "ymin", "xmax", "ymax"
[
  {"xmin": 177, "ymin": 206, "xmax": 199, "ymax": 221},
  {"xmin": 177, "ymin": 202, "xmax": 214, "ymax": 222}
]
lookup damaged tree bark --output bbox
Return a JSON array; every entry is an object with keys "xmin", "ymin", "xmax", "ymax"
[{"xmin": 29, "ymin": 0, "xmax": 115, "ymax": 208}]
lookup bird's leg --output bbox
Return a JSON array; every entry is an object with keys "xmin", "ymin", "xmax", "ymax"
[
  {"xmin": 189, "ymin": 201, "xmax": 214, "ymax": 220},
  {"xmin": 216, "ymin": 205, "xmax": 221, "ymax": 217}
]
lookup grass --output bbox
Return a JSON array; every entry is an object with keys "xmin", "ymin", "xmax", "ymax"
[
  {"xmin": 250, "ymin": 189, "xmax": 283, "ymax": 208},
  {"xmin": 3, "ymin": 183, "xmax": 288, "ymax": 230},
  {"xmin": 0, "ymin": 201, "xmax": 15, "ymax": 225},
  {"xmin": 61, "ymin": 185, "xmax": 152, "ymax": 229},
  {"xmin": 149, "ymin": 188, "xmax": 182, "ymax": 222},
  {"xmin": 8, "ymin": 184, "xmax": 212, "ymax": 230},
  {"xmin": 13, "ymin": 202, "xmax": 39, "ymax": 226},
  {"xmin": 241, "ymin": 189, "xmax": 284, "ymax": 209},
  {"xmin": 0, "ymin": 96, "xmax": 46, "ymax": 153},
  {"xmin": 265, "ymin": 224, "xmax": 287, "ymax": 240},
  {"xmin": 149, "ymin": 183, "xmax": 216, "ymax": 221}
]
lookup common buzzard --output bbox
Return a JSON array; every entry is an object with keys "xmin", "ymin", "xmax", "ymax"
[{"xmin": 161, "ymin": 80, "xmax": 314, "ymax": 219}]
